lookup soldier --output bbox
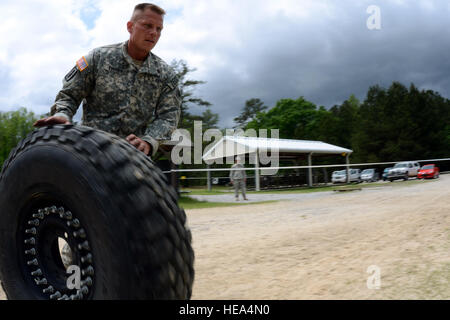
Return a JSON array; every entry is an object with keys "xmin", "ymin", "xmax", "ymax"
[
  {"xmin": 33, "ymin": 3, "xmax": 181, "ymax": 269},
  {"xmin": 34, "ymin": 3, "xmax": 181, "ymax": 157},
  {"xmin": 229, "ymin": 156, "xmax": 248, "ymax": 201}
]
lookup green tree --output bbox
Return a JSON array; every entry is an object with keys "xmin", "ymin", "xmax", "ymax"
[
  {"xmin": 246, "ymin": 96, "xmax": 318, "ymax": 140},
  {"xmin": 329, "ymin": 94, "xmax": 361, "ymax": 150},
  {"xmin": 201, "ymin": 109, "xmax": 219, "ymax": 129},
  {"xmin": 353, "ymin": 82, "xmax": 450, "ymax": 162},
  {"xmin": 234, "ymin": 98, "xmax": 268, "ymax": 128},
  {"xmin": 170, "ymin": 59, "xmax": 215, "ymax": 131},
  {"xmin": 308, "ymin": 105, "xmax": 340, "ymax": 144},
  {"xmin": 0, "ymin": 107, "xmax": 38, "ymax": 168}
]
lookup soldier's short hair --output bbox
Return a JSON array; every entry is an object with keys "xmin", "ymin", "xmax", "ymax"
[{"xmin": 131, "ymin": 3, "xmax": 166, "ymax": 21}]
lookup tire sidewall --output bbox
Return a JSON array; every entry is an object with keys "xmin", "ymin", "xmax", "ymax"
[{"xmin": 0, "ymin": 144, "xmax": 132, "ymax": 299}]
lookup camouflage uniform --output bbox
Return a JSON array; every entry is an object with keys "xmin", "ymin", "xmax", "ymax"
[
  {"xmin": 229, "ymin": 163, "xmax": 247, "ymax": 199},
  {"xmin": 51, "ymin": 41, "xmax": 182, "ymax": 156}
]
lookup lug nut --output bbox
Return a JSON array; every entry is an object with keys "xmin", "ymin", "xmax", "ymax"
[
  {"xmin": 44, "ymin": 207, "xmax": 51, "ymax": 215},
  {"xmin": 27, "ymin": 259, "xmax": 38, "ymax": 266},
  {"xmin": 28, "ymin": 219, "xmax": 40, "ymax": 226},
  {"xmin": 25, "ymin": 228, "xmax": 36, "ymax": 235},
  {"xmin": 43, "ymin": 286, "xmax": 54, "ymax": 294},
  {"xmin": 63, "ymin": 211, "xmax": 73, "ymax": 220},
  {"xmin": 32, "ymin": 212, "xmax": 44, "ymax": 219},
  {"xmin": 78, "ymin": 241, "xmax": 90, "ymax": 251},
  {"xmin": 82, "ymin": 266, "xmax": 94, "ymax": 276},
  {"xmin": 35, "ymin": 278, "xmax": 47, "ymax": 285},
  {"xmin": 70, "ymin": 292, "xmax": 83, "ymax": 300},
  {"xmin": 50, "ymin": 206, "xmax": 58, "ymax": 214},
  {"xmin": 73, "ymin": 228, "xmax": 86, "ymax": 239},
  {"xmin": 81, "ymin": 253, "xmax": 92, "ymax": 263},
  {"xmin": 81, "ymin": 276, "xmax": 93, "ymax": 287},
  {"xmin": 67, "ymin": 218, "xmax": 80, "ymax": 228},
  {"xmin": 25, "ymin": 248, "xmax": 36, "ymax": 255},
  {"xmin": 31, "ymin": 269, "xmax": 42, "ymax": 276},
  {"xmin": 24, "ymin": 237, "xmax": 36, "ymax": 245},
  {"xmin": 58, "ymin": 294, "xmax": 70, "ymax": 300},
  {"xmin": 50, "ymin": 291, "xmax": 62, "ymax": 300},
  {"xmin": 80, "ymin": 286, "xmax": 89, "ymax": 295}
]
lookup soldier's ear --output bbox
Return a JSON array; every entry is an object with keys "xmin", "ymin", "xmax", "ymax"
[{"xmin": 127, "ymin": 21, "xmax": 134, "ymax": 34}]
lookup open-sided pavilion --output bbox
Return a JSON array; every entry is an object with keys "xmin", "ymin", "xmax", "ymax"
[{"xmin": 202, "ymin": 136, "xmax": 353, "ymax": 191}]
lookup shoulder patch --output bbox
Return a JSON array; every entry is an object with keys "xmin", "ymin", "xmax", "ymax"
[
  {"xmin": 76, "ymin": 56, "xmax": 88, "ymax": 72},
  {"xmin": 64, "ymin": 66, "xmax": 78, "ymax": 81}
]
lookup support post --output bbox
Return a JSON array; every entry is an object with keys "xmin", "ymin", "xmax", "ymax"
[
  {"xmin": 294, "ymin": 158, "xmax": 301, "ymax": 176},
  {"xmin": 322, "ymin": 167, "xmax": 328, "ymax": 184},
  {"xmin": 308, "ymin": 152, "xmax": 313, "ymax": 187},
  {"xmin": 207, "ymin": 165, "xmax": 211, "ymax": 191},
  {"xmin": 255, "ymin": 152, "xmax": 260, "ymax": 191},
  {"xmin": 171, "ymin": 162, "xmax": 179, "ymax": 193},
  {"xmin": 346, "ymin": 154, "xmax": 350, "ymax": 183}
]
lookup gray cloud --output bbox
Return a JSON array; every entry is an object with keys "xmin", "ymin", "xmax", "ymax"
[{"xmin": 187, "ymin": 1, "xmax": 450, "ymax": 128}]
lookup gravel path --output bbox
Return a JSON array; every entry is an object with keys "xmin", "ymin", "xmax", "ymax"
[{"xmin": 187, "ymin": 175, "xmax": 450, "ymax": 299}]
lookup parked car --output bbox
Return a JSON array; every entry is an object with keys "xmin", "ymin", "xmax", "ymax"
[
  {"xmin": 387, "ymin": 161, "xmax": 420, "ymax": 181},
  {"xmin": 417, "ymin": 164, "xmax": 440, "ymax": 179},
  {"xmin": 360, "ymin": 169, "xmax": 379, "ymax": 182},
  {"xmin": 382, "ymin": 167, "xmax": 393, "ymax": 181},
  {"xmin": 332, "ymin": 169, "xmax": 361, "ymax": 183}
]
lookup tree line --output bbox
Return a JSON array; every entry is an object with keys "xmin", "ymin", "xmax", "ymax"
[{"xmin": 241, "ymin": 82, "xmax": 450, "ymax": 163}]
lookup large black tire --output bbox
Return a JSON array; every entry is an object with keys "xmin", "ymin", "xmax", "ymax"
[{"xmin": 0, "ymin": 125, "xmax": 194, "ymax": 299}]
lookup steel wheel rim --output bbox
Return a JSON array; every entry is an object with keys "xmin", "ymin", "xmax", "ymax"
[{"xmin": 19, "ymin": 203, "xmax": 94, "ymax": 300}]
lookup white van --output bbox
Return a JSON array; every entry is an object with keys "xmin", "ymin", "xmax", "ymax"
[{"xmin": 332, "ymin": 169, "xmax": 361, "ymax": 183}]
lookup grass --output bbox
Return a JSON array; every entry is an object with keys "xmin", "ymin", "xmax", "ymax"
[
  {"xmin": 178, "ymin": 196, "xmax": 278, "ymax": 210},
  {"xmin": 181, "ymin": 184, "xmax": 338, "ymax": 195},
  {"xmin": 180, "ymin": 189, "xmax": 229, "ymax": 196},
  {"xmin": 182, "ymin": 178, "xmax": 436, "ymax": 195}
]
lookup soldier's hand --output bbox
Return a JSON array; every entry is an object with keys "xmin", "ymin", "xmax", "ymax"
[
  {"xmin": 126, "ymin": 134, "xmax": 151, "ymax": 155},
  {"xmin": 33, "ymin": 116, "xmax": 70, "ymax": 127}
]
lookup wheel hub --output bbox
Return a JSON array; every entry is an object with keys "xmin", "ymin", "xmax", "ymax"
[{"xmin": 21, "ymin": 205, "xmax": 94, "ymax": 300}]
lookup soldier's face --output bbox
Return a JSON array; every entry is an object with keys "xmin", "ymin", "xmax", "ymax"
[{"xmin": 128, "ymin": 9, "xmax": 163, "ymax": 53}]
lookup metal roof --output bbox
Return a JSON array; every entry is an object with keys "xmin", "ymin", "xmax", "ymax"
[{"xmin": 202, "ymin": 136, "xmax": 353, "ymax": 161}]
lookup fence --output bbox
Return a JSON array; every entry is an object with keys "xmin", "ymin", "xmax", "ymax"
[{"xmin": 162, "ymin": 157, "xmax": 450, "ymax": 191}]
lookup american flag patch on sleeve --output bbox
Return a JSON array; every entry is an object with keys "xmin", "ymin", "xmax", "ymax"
[{"xmin": 76, "ymin": 56, "xmax": 88, "ymax": 72}]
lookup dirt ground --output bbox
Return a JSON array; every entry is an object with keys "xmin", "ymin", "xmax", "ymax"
[
  {"xmin": 1, "ymin": 175, "xmax": 449, "ymax": 300},
  {"xmin": 188, "ymin": 176, "xmax": 450, "ymax": 299}
]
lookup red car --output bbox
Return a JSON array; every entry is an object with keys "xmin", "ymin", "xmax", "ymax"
[{"xmin": 417, "ymin": 164, "xmax": 440, "ymax": 179}]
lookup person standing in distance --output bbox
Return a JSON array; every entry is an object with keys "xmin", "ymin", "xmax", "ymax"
[
  {"xmin": 34, "ymin": 3, "xmax": 181, "ymax": 157},
  {"xmin": 229, "ymin": 156, "xmax": 248, "ymax": 201}
]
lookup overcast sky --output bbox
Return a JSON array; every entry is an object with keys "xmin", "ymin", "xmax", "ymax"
[{"xmin": 1, "ymin": 0, "xmax": 449, "ymax": 128}]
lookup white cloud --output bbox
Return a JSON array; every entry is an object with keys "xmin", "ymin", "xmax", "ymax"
[
  {"xmin": 0, "ymin": 0, "xmax": 449, "ymax": 128},
  {"xmin": 0, "ymin": 0, "xmax": 336, "ymax": 114},
  {"xmin": 0, "ymin": 0, "xmax": 92, "ymax": 113}
]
